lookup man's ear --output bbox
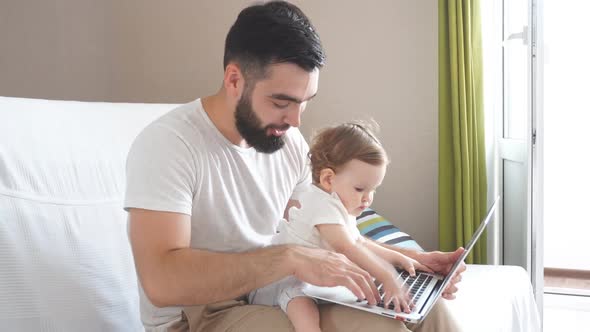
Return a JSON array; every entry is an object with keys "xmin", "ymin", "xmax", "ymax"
[
  {"xmin": 223, "ymin": 63, "xmax": 245, "ymax": 99},
  {"xmin": 319, "ymin": 168, "xmax": 335, "ymax": 192}
]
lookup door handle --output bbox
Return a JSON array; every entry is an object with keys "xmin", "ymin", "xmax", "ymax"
[{"xmin": 504, "ymin": 25, "xmax": 528, "ymax": 45}]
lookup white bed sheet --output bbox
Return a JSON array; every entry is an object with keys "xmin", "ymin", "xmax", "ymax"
[{"xmin": 445, "ymin": 264, "xmax": 541, "ymax": 332}]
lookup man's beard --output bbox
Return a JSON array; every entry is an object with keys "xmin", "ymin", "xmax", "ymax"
[{"xmin": 235, "ymin": 92, "xmax": 289, "ymax": 154}]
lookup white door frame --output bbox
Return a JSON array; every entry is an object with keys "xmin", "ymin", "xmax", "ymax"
[
  {"xmin": 530, "ymin": 0, "xmax": 544, "ymax": 318},
  {"xmin": 500, "ymin": 0, "xmax": 543, "ymax": 318}
]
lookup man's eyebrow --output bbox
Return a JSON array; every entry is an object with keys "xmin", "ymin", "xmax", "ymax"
[{"xmin": 269, "ymin": 93, "xmax": 317, "ymax": 104}]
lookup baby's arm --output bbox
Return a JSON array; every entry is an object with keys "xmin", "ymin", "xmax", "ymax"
[
  {"xmin": 316, "ymin": 224, "xmax": 392, "ymax": 283},
  {"xmin": 361, "ymin": 239, "xmax": 433, "ymax": 275},
  {"xmin": 316, "ymin": 224, "xmax": 413, "ymax": 312}
]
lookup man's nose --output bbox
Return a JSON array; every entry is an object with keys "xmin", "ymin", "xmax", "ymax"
[{"xmin": 284, "ymin": 105, "xmax": 303, "ymax": 128}]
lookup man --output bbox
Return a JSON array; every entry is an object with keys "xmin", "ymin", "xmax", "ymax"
[{"xmin": 125, "ymin": 1, "xmax": 465, "ymax": 331}]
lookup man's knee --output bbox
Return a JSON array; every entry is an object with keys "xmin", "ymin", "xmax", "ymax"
[
  {"xmin": 319, "ymin": 304, "xmax": 408, "ymax": 332},
  {"xmin": 408, "ymin": 300, "xmax": 463, "ymax": 332},
  {"xmin": 228, "ymin": 305, "xmax": 294, "ymax": 332},
  {"xmin": 178, "ymin": 302, "xmax": 294, "ymax": 332}
]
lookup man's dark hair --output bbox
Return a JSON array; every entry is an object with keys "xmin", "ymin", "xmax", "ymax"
[{"xmin": 223, "ymin": 1, "xmax": 325, "ymax": 81}]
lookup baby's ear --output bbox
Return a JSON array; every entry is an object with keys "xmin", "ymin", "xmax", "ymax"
[{"xmin": 319, "ymin": 168, "xmax": 335, "ymax": 191}]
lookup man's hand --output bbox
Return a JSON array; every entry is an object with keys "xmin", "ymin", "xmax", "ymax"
[
  {"xmin": 289, "ymin": 246, "xmax": 380, "ymax": 305},
  {"xmin": 414, "ymin": 248, "xmax": 466, "ymax": 300}
]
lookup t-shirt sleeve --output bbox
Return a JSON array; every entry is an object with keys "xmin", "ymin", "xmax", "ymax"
[
  {"xmin": 124, "ymin": 124, "xmax": 196, "ymax": 216},
  {"xmin": 289, "ymin": 129, "xmax": 312, "ymax": 201},
  {"xmin": 307, "ymin": 198, "xmax": 361, "ymax": 241},
  {"xmin": 302, "ymin": 195, "xmax": 349, "ymax": 228}
]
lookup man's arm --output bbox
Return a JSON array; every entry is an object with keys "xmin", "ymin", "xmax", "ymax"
[
  {"xmin": 129, "ymin": 208, "xmax": 296, "ymax": 307},
  {"xmin": 129, "ymin": 208, "xmax": 378, "ymax": 307}
]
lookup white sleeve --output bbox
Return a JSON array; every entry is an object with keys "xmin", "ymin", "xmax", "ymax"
[
  {"xmin": 124, "ymin": 124, "xmax": 197, "ymax": 216},
  {"xmin": 304, "ymin": 196, "xmax": 349, "ymax": 227},
  {"xmin": 289, "ymin": 129, "xmax": 312, "ymax": 201}
]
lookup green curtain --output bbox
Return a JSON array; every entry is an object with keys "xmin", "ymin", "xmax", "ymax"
[{"xmin": 438, "ymin": 0, "xmax": 487, "ymax": 264}]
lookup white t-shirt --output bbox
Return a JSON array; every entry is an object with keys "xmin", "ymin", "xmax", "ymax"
[
  {"xmin": 124, "ymin": 99, "xmax": 311, "ymax": 331},
  {"xmin": 274, "ymin": 184, "xmax": 361, "ymax": 250},
  {"xmin": 247, "ymin": 184, "xmax": 362, "ymax": 312}
]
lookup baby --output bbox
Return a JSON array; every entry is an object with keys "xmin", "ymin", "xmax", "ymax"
[{"xmin": 249, "ymin": 122, "xmax": 431, "ymax": 332}]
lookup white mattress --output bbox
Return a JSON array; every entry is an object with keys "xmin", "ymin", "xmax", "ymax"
[
  {"xmin": 0, "ymin": 97, "xmax": 175, "ymax": 331},
  {"xmin": 447, "ymin": 264, "xmax": 541, "ymax": 332}
]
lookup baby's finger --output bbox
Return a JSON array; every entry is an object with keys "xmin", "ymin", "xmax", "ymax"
[
  {"xmin": 400, "ymin": 297, "xmax": 411, "ymax": 313},
  {"xmin": 391, "ymin": 296, "xmax": 401, "ymax": 312}
]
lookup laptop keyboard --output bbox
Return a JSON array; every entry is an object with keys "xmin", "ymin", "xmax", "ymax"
[{"xmin": 375, "ymin": 270, "xmax": 433, "ymax": 310}]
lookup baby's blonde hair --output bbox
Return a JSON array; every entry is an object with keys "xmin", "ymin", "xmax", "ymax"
[{"xmin": 308, "ymin": 121, "xmax": 389, "ymax": 184}]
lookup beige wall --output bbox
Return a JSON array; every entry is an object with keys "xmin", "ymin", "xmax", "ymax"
[{"xmin": 0, "ymin": 0, "xmax": 439, "ymax": 250}]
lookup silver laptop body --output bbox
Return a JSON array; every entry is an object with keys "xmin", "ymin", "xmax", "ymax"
[{"xmin": 303, "ymin": 197, "xmax": 499, "ymax": 323}]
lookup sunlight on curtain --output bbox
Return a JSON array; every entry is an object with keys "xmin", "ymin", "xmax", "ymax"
[{"xmin": 438, "ymin": 0, "xmax": 488, "ymax": 263}]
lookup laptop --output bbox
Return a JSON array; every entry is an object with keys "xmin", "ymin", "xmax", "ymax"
[{"xmin": 303, "ymin": 196, "xmax": 500, "ymax": 323}]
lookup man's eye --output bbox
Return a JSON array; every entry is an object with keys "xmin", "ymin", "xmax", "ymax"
[{"xmin": 273, "ymin": 102, "xmax": 290, "ymax": 109}]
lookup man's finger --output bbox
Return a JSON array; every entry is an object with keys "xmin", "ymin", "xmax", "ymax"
[
  {"xmin": 340, "ymin": 276, "xmax": 365, "ymax": 302},
  {"xmin": 368, "ymin": 278, "xmax": 380, "ymax": 303},
  {"xmin": 457, "ymin": 262, "xmax": 467, "ymax": 274},
  {"xmin": 345, "ymin": 269, "xmax": 376, "ymax": 305},
  {"xmin": 351, "ymin": 272, "xmax": 378, "ymax": 305},
  {"xmin": 442, "ymin": 248, "xmax": 465, "ymax": 268},
  {"xmin": 345, "ymin": 263, "xmax": 380, "ymax": 303},
  {"xmin": 444, "ymin": 283, "xmax": 458, "ymax": 294},
  {"xmin": 454, "ymin": 247, "xmax": 465, "ymax": 258}
]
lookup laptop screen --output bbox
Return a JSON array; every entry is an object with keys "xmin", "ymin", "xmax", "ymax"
[{"xmin": 435, "ymin": 196, "xmax": 499, "ymax": 295}]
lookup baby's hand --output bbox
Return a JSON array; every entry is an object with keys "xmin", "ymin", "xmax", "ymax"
[
  {"xmin": 380, "ymin": 276, "xmax": 412, "ymax": 313},
  {"xmin": 392, "ymin": 253, "xmax": 433, "ymax": 276}
]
